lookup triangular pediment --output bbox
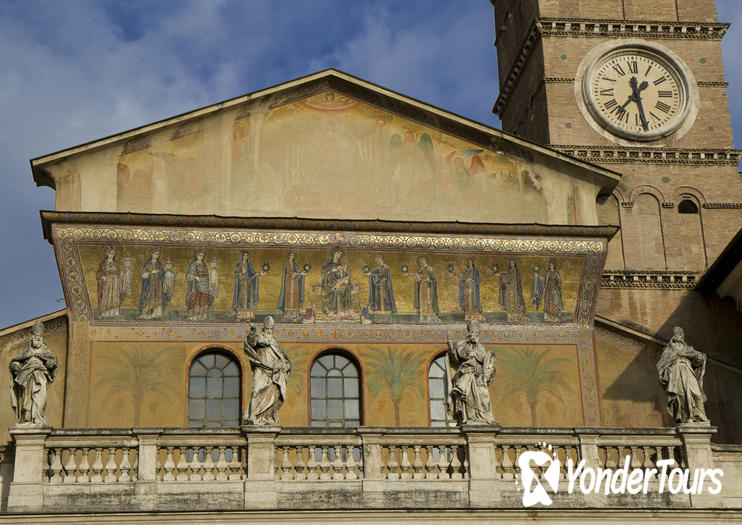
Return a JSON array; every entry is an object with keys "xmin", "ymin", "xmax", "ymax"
[{"xmin": 32, "ymin": 69, "xmax": 619, "ymax": 225}]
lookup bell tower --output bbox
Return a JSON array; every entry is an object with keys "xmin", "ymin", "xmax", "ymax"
[{"xmin": 491, "ymin": 0, "xmax": 742, "ymax": 279}]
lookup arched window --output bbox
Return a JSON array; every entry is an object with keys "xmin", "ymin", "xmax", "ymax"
[
  {"xmin": 310, "ymin": 352, "xmax": 361, "ymax": 428},
  {"xmin": 429, "ymin": 353, "xmax": 454, "ymax": 427},
  {"xmin": 188, "ymin": 351, "xmax": 241, "ymax": 428},
  {"xmin": 678, "ymin": 199, "xmax": 699, "ymax": 214}
]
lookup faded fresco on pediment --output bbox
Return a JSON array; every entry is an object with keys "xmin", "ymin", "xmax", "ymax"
[{"xmin": 225, "ymin": 90, "xmax": 580, "ymax": 222}]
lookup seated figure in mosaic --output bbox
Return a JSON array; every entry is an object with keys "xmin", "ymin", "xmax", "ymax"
[
  {"xmin": 243, "ymin": 316, "xmax": 291, "ymax": 425},
  {"xmin": 446, "ymin": 320, "xmax": 497, "ymax": 425},
  {"xmin": 657, "ymin": 326, "xmax": 709, "ymax": 424}
]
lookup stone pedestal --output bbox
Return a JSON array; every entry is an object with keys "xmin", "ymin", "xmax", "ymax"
[
  {"xmin": 463, "ymin": 425, "xmax": 500, "ymax": 507},
  {"xmin": 7, "ymin": 426, "xmax": 51, "ymax": 513},
  {"xmin": 679, "ymin": 423, "xmax": 721, "ymax": 508},
  {"xmin": 242, "ymin": 425, "xmax": 279, "ymax": 509}
]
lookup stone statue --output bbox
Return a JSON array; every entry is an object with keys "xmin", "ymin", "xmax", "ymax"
[
  {"xmin": 446, "ymin": 320, "xmax": 497, "ymax": 425},
  {"xmin": 657, "ymin": 326, "xmax": 709, "ymax": 424},
  {"xmin": 243, "ymin": 316, "xmax": 291, "ymax": 425},
  {"xmin": 9, "ymin": 321, "xmax": 58, "ymax": 427}
]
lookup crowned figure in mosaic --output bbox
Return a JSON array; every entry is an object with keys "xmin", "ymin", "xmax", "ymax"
[
  {"xmin": 404, "ymin": 256, "xmax": 440, "ymax": 324},
  {"xmin": 233, "ymin": 250, "xmax": 263, "ymax": 321},
  {"xmin": 498, "ymin": 258, "xmax": 527, "ymax": 322},
  {"xmin": 186, "ymin": 250, "xmax": 212, "ymax": 322},
  {"xmin": 366, "ymin": 254, "xmax": 396, "ymax": 314},
  {"xmin": 446, "ymin": 320, "xmax": 497, "ymax": 425},
  {"xmin": 96, "ymin": 246, "xmax": 122, "ymax": 318},
  {"xmin": 457, "ymin": 259, "xmax": 485, "ymax": 322},
  {"xmin": 9, "ymin": 321, "xmax": 58, "ymax": 427},
  {"xmin": 278, "ymin": 252, "xmax": 306, "ymax": 320},
  {"xmin": 138, "ymin": 247, "xmax": 164, "ymax": 319},
  {"xmin": 243, "ymin": 316, "xmax": 292, "ymax": 425},
  {"xmin": 657, "ymin": 326, "xmax": 709, "ymax": 424}
]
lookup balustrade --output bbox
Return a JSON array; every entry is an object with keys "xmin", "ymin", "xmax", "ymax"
[{"xmin": 4, "ymin": 425, "xmax": 728, "ymax": 513}]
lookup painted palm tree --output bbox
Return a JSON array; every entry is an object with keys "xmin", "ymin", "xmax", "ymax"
[
  {"xmin": 363, "ymin": 346, "xmax": 428, "ymax": 426},
  {"xmin": 497, "ymin": 347, "xmax": 572, "ymax": 425},
  {"xmin": 283, "ymin": 344, "xmax": 307, "ymax": 396},
  {"xmin": 95, "ymin": 346, "xmax": 180, "ymax": 426}
]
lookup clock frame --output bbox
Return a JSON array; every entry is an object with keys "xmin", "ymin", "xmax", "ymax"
[{"xmin": 574, "ymin": 40, "xmax": 698, "ymax": 144}]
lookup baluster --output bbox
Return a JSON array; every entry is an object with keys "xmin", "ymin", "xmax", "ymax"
[
  {"xmin": 450, "ymin": 445, "xmax": 463, "ymax": 480},
  {"xmin": 48, "ymin": 448, "xmax": 63, "ymax": 484},
  {"xmin": 202, "ymin": 447, "xmax": 215, "ymax": 481},
  {"xmin": 104, "ymin": 447, "xmax": 117, "ymax": 482},
  {"xmin": 461, "ymin": 445, "xmax": 469, "ymax": 478},
  {"xmin": 279, "ymin": 447, "xmax": 291, "ymax": 480},
  {"xmin": 501, "ymin": 445, "xmax": 513, "ymax": 480},
  {"xmin": 437, "ymin": 445, "xmax": 450, "ymax": 479},
  {"xmin": 642, "ymin": 446, "xmax": 654, "ymax": 469},
  {"xmin": 319, "ymin": 446, "xmax": 332, "ymax": 480},
  {"xmin": 176, "ymin": 447, "xmax": 188, "ymax": 481},
  {"xmin": 425, "ymin": 445, "xmax": 437, "ymax": 480},
  {"xmin": 398, "ymin": 446, "xmax": 411, "ymax": 480},
  {"xmin": 216, "ymin": 446, "xmax": 228, "ymax": 481},
  {"xmin": 90, "ymin": 447, "xmax": 104, "ymax": 483},
  {"xmin": 228, "ymin": 447, "xmax": 243, "ymax": 481},
  {"xmin": 189, "ymin": 448, "xmax": 203, "ymax": 481},
  {"xmin": 119, "ymin": 448, "xmax": 132, "ymax": 482},
  {"xmin": 294, "ymin": 446, "xmax": 306, "ymax": 481},
  {"xmin": 306, "ymin": 446, "xmax": 319, "ymax": 480},
  {"xmin": 63, "ymin": 448, "xmax": 77, "ymax": 483},
  {"xmin": 605, "ymin": 446, "xmax": 617, "ymax": 470},
  {"xmin": 387, "ymin": 445, "xmax": 399, "ymax": 480},
  {"xmin": 332, "ymin": 445, "xmax": 344, "ymax": 480},
  {"xmin": 630, "ymin": 446, "xmax": 642, "ymax": 470},
  {"xmin": 162, "ymin": 447, "xmax": 176, "ymax": 481},
  {"xmin": 345, "ymin": 446, "xmax": 358, "ymax": 480},
  {"xmin": 410, "ymin": 446, "xmax": 424, "ymax": 480},
  {"xmin": 77, "ymin": 448, "xmax": 90, "ymax": 483}
]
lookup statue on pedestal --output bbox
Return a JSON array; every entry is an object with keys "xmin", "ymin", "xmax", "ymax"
[
  {"xmin": 657, "ymin": 326, "xmax": 709, "ymax": 424},
  {"xmin": 446, "ymin": 320, "xmax": 497, "ymax": 425},
  {"xmin": 243, "ymin": 316, "xmax": 291, "ymax": 425},
  {"xmin": 9, "ymin": 321, "xmax": 58, "ymax": 427}
]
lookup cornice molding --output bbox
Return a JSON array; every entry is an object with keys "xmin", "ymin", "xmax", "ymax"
[
  {"xmin": 550, "ymin": 145, "xmax": 741, "ymax": 165},
  {"xmin": 537, "ymin": 18, "xmax": 728, "ymax": 40},
  {"xmin": 544, "ymin": 77, "xmax": 575, "ymax": 83},
  {"xmin": 601, "ymin": 270, "xmax": 700, "ymax": 289},
  {"xmin": 702, "ymin": 202, "xmax": 742, "ymax": 209},
  {"xmin": 494, "ymin": 17, "xmax": 728, "ymax": 116}
]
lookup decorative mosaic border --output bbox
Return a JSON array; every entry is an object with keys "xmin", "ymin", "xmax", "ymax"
[
  {"xmin": 52, "ymin": 224, "xmax": 607, "ymax": 328},
  {"xmin": 85, "ymin": 323, "xmax": 601, "ymax": 426}
]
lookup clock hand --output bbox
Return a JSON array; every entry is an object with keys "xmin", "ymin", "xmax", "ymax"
[{"xmin": 629, "ymin": 76, "xmax": 649, "ymax": 131}]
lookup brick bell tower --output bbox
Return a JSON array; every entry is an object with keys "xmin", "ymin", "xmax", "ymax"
[{"xmin": 491, "ymin": 0, "xmax": 742, "ymax": 344}]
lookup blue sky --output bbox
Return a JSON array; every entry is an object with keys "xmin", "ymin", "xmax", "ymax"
[{"xmin": 0, "ymin": 1, "xmax": 740, "ymax": 328}]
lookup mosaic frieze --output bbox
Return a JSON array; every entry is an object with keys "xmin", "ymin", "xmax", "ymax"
[{"xmin": 53, "ymin": 225, "xmax": 606, "ymax": 328}]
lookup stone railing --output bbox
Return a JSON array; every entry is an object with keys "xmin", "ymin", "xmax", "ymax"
[{"xmin": 4, "ymin": 424, "xmax": 738, "ymax": 513}]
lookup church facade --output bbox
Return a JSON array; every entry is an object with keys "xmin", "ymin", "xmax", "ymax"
[{"xmin": 0, "ymin": 0, "xmax": 741, "ymax": 521}]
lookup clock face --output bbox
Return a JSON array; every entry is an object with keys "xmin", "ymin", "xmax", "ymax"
[{"xmin": 583, "ymin": 47, "xmax": 689, "ymax": 141}]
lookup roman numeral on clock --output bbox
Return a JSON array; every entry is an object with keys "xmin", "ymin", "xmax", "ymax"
[
  {"xmin": 604, "ymin": 99, "xmax": 618, "ymax": 110},
  {"xmin": 628, "ymin": 61, "xmax": 638, "ymax": 74},
  {"xmin": 612, "ymin": 64, "xmax": 626, "ymax": 76},
  {"xmin": 600, "ymin": 88, "xmax": 614, "ymax": 96},
  {"xmin": 653, "ymin": 77, "xmax": 667, "ymax": 86},
  {"xmin": 655, "ymin": 101, "xmax": 671, "ymax": 113},
  {"xmin": 658, "ymin": 90, "xmax": 673, "ymax": 98}
]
